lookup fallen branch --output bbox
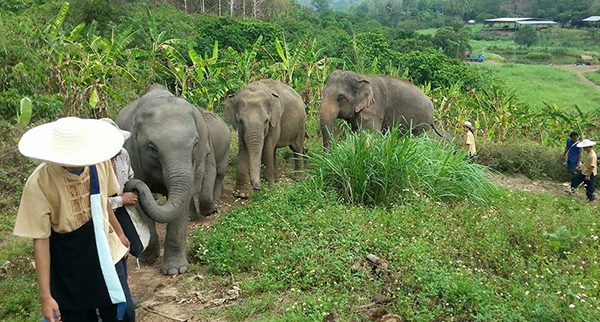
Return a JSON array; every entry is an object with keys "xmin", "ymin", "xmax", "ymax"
[{"xmin": 143, "ymin": 306, "xmax": 190, "ymax": 322}]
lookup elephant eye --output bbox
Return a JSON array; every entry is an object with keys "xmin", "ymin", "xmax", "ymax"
[
  {"xmin": 148, "ymin": 143, "xmax": 158, "ymax": 154},
  {"xmin": 337, "ymin": 94, "xmax": 347, "ymax": 102},
  {"xmin": 193, "ymin": 139, "xmax": 199, "ymax": 147}
]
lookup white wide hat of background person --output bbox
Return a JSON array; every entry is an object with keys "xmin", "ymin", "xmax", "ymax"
[
  {"xmin": 100, "ymin": 118, "xmax": 131, "ymax": 142},
  {"xmin": 18, "ymin": 117, "xmax": 124, "ymax": 166},
  {"xmin": 576, "ymin": 139, "xmax": 596, "ymax": 148},
  {"xmin": 463, "ymin": 121, "xmax": 473, "ymax": 129}
]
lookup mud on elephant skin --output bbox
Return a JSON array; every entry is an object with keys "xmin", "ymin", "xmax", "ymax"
[
  {"xmin": 225, "ymin": 79, "xmax": 306, "ymax": 194},
  {"xmin": 319, "ymin": 70, "xmax": 441, "ymax": 149},
  {"xmin": 117, "ymin": 85, "xmax": 230, "ymax": 275}
]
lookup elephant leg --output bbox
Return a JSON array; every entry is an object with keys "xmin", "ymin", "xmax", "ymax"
[
  {"xmin": 213, "ymin": 160, "xmax": 227, "ymax": 202},
  {"xmin": 188, "ymin": 196, "xmax": 200, "ymax": 221},
  {"xmin": 161, "ymin": 215, "xmax": 189, "ymax": 275},
  {"xmin": 290, "ymin": 128, "xmax": 305, "ymax": 171},
  {"xmin": 139, "ymin": 221, "xmax": 159, "ymax": 265},
  {"xmin": 235, "ymin": 141, "xmax": 250, "ymax": 189},
  {"xmin": 199, "ymin": 160, "xmax": 218, "ymax": 216},
  {"xmin": 262, "ymin": 144, "xmax": 277, "ymax": 184}
]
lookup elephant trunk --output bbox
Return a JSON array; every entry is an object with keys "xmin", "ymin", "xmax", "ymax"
[
  {"xmin": 319, "ymin": 97, "xmax": 339, "ymax": 150},
  {"xmin": 124, "ymin": 163, "xmax": 192, "ymax": 224},
  {"xmin": 244, "ymin": 129, "xmax": 265, "ymax": 191}
]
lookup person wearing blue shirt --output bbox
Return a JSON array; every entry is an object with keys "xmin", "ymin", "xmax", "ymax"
[{"xmin": 561, "ymin": 131, "xmax": 580, "ymax": 183}]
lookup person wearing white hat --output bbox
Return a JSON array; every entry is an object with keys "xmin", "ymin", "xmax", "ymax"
[
  {"xmin": 569, "ymin": 139, "xmax": 597, "ymax": 201},
  {"xmin": 463, "ymin": 121, "xmax": 476, "ymax": 159},
  {"xmin": 13, "ymin": 117, "xmax": 136, "ymax": 321}
]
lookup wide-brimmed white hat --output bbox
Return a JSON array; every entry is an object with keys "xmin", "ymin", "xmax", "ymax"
[
  {"xmin": 18, "ymin": 117, "xmax": 124, "ymax": 166},
  {"xmin": 100, "ymin": 118, "xmax": 131, "ymax": 141},
  {"xmin": 577, "ymin": 139, "xmax": 596, "ymax": 148},
  {"xmin": 463, "ymin": 121, "xmax": 473, "ymax": 129}
]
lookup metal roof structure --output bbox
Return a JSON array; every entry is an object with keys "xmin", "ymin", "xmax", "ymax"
[
  {"xmin": 583, "ymin": 16, "xmax": 600, "ymax": 22},
  {"xmin": 484, "ymin": 18, "xmax": 533, "ymax": 23},
  {"xmin": 516, "ymin": 20, "xmax": 558, "ymax": 25}
]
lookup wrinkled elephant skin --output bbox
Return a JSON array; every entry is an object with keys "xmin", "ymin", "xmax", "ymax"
[
  {"xmin": 225, "ymin": 79, "xmax": 306, "ymax": 192},
  {"xmin": 116, "ymin": 85, "xmax": 230, "ymax": 275},
  {"xmin": 320, "ymin": 70, "xmax": 438, "ymax": 149}
]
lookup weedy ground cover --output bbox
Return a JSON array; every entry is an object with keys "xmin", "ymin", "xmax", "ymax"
[
  {"xmin": 473, "ymin": 63, "xmax": 600, "ymax": 112},
  {"xmin": 586, "ymin": 71, "xmax": 600, "ymax": 86},
  {"xmin": 0, "ymin": 125, "xmax": 40, "ymax": 322},
  {"xmin": 191, "ymin": 181, "xmax": 599, "ymax": 321}
]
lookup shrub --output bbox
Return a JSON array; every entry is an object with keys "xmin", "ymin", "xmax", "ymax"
[
  {"xmin": 476, "ymin": 140, "xmax": 565, "ymax": 181},
  {"xmin": 525, "ymin": 52, "xmax": 553, "ymax": 61},
  {"xmin": 308, "ymin": 128, "xmax": 500, "ymax": 206}
]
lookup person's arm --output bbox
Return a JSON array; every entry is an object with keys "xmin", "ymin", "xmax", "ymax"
[
  {"xmin": 108, "ymin": 195, "xmax": 123, "ymax": 210},
  {"xmin": 34, "ymin": 238, "xmax": 61, "ymax": 322},
  {"xmin": 107, "ymin": 201, "xmax": 130, "ymax": 251}
]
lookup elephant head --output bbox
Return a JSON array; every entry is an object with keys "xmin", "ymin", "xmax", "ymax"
[
  {"xmin": 224, "ymin": 87, "xmax": 283, "ymax": 190},
  {"xmin": 123, "ymin": 93, "xmax": 210, "ymax": 223},
  {"xmin": 320, "ymin": 70, "xmax": 375, "ymax": 149}
]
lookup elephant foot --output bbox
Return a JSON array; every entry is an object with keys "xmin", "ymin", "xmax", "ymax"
[
  {"xmin": 233, "ymin": 190, "xmax": 248, "ymax": 199},
  {"xmin": 139, "ymin": 247, "xmax": 160, "ymax": 265},
  {"xmin": 161, "ymin": 256, "xmax": 189, "ymax": 276},
  {"xmin": 201, "ymin": 204, "xmax": 218, "ymax": 217}
]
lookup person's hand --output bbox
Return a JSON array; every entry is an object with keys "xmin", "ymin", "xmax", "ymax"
[
  {"xmin": 41, "ymin": 296, "xmax": 61, "ymax": 322},
  {"xmin": 122, "ymin": 192, "xmax": 138, "ymax": 206},
  {"xmin": 118, "ymin": 233, "xmax": 130, "ymax": 252}
]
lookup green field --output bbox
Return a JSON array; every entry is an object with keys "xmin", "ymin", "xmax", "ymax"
[
  {"xmin": 472, "ymin": 63, "xmax": 600, "ymax": 112},
  {"xmin": 586, "ymin": 71, "xmax": 600, "ymax": 86}
]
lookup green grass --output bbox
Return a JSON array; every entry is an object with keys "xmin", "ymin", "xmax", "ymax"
[
  {"xmin": 192, "ymin": 181, "xmax": 600, "ymax": 321},
  {"xmin": 309, "ymin": 128, "xmax": 500, "ymax": 206},
  {"xmin": 586, "ymin": 71, "xmax": 600, "ymax": 86},
  {"xmin": 473, "ymin": 63, "xmax": 600, "ymax": 112},
  {"xmin": 0, "ymin": 125, "xmax": 40, "ymax": 322}
]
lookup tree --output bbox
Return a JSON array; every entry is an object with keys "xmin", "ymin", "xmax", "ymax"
[
  {"xmin": 312, "ymin": 0, "xmax": 331, "ymax": 13},
  {"xmin": 514, "ymin": 26, "xmax": 538, "ymax": 47}
]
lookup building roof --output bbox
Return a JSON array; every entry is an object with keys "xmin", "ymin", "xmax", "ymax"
[
  {"xmin": 516, "ymin": 20, "xmax": 558, "ymax": 25},
  {"xmin": 485, "ymin": 18, "xmax": 533, "ymax": 23},
  {"xmin": 583, "ymin": 16, "xmax": 600, "ymax": 22}
]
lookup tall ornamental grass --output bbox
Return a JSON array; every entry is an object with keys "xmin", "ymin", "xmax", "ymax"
[{"xmin": 309, "ymin": 128, "xmax": 500, "ymax": 206}]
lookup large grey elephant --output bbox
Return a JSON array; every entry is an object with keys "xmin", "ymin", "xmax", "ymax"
[
  {"xmin": 319, "ymin": 70, "xmax": 441, "ymax": 149},
  {"xmin": 224, "ymin": 79, "xmax": 306, "ymax": 193},
  {"xmin": 116, "ymin": 85, "xmax": 230, "ymax": 275}
]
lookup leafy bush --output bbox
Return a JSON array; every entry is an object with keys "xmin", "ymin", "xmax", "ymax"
[
  {"xmin": 476, "ymin": 140, "xmax": 565, "ymax": 181},
  {"xmin": 308, "ymin": 128, "xmax": 500, "ymax": 206},
  {"xmin": 526, "ymin": 52, "xmax": 553, "ymax": 61}
]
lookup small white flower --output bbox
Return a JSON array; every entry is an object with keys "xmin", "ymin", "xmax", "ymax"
[{"xmin": 569, "ymin": 304, "xmax": 575, "ymax": 308}]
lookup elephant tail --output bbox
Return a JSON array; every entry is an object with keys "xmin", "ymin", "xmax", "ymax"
[{"xmin": 432, "ymin": 124, "xmax": 444, "ymax": 137}]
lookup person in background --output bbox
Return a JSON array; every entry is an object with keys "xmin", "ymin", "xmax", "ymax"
[
  {"xmin": 100, "ymin": 119, "xmax": 138, "ymax": 217},
  {"xmin": 561, "ymin": 131, "xmax": 580, "ymax": 185},
  {"xmin": 464, "ymin": 121, "xmax": 476, "ymax": 160},
  {"xmin": 13, "ymin": 117, "xmax": 135, "ymax": 322},
  {"xmin": 570, "ymin": 139, "xmax": 597, "ymax": 202}
]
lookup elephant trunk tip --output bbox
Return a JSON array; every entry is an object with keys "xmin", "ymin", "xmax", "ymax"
[{"xmin": 251, "ymin": 180, "xmax": 261, "ymax": 191}]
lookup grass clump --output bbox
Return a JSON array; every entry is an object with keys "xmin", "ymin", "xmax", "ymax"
[
  {"xmin": 308, "ymin": 128, "xmax": 500, "ymax": 206},
  {"xmin": 477, "ymin": 140, "xmax": 565, "ymax": 181}
]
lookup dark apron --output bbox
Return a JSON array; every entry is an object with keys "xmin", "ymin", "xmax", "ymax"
[
  {"xmin": 49, "ymin": 221, "xmax": 112, "ymax": 310},
  {"xmin": 114, "ymin": 206, "xmax": 143, "ymax": 257}
]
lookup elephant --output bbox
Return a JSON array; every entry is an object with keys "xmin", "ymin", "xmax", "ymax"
[
  {"xmin": 116, "ymin": 85, "xmax": 230, "ymax": 275},
  {"xmin": 319, "ymin": 70, "xmax": 441, "ymax": 149},
  {"xmin": 224, "ymin": 79, "xmax": 306, "ymax": 193}
]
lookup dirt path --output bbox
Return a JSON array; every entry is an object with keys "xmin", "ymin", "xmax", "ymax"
[
  {"xmin": 556, "ymin": 64, "xmax": 600, "ymax": 91},
  {"xmin": 127, "ymin": 159, "xmax": 300, "ymax": 321},
  {"xmin": 494, "ymin": 173, "xmax": 596, "ymax": 202}
]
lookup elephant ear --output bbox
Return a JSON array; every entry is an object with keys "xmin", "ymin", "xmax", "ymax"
[
  {"xmin": 224, "ymin": 94, "xmax": 238, "ymax": 130},
  {"xmin": 354, "ymin": 79, "xmax": 375, "ymax": 113},
  {"xmin": 268, "ymin": 92, "xmax": 283, "ymax": 128}
]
